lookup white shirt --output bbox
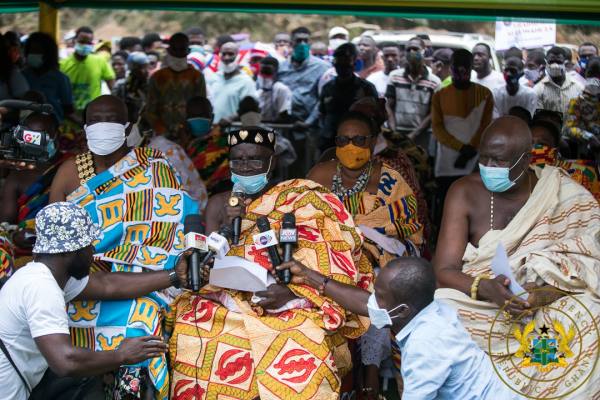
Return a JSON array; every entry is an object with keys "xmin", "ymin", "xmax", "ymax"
[
  {"xmin": 396, "ymin": 300, "xmax": 521, "ymax": 400},
  {"xmin": 0, "ymin": 262, "xmax": 88, "ymax": 399},
  {"xmin": 471, "ymin": 70, "xmax": 506, "ymax": 91},
  {"xmin": 258, "ymin": 81, "xmax": 292, "ymax": 121},
  {"xmin": 492, "ymin": 85, "xmax": 538, "ymax": 119},
  {"xmin": 535, "ymin": 74, "xmax": 584, "ymax": 117},
  {"xmin": 367, "ymin": 70, "xmax": 393, "ymax": 97}
]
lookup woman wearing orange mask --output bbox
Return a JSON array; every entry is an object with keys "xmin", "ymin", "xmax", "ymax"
[{"xmin": 308, "ymin": 110, "xmax": 424, "ymax": 399}]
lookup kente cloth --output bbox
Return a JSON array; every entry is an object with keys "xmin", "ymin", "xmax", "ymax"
[
  {"xmin": 66, "ymin": 147, "xmax": 198, "ymax": 400},
  {"xmin": 339, "ymin": 164, "xmax": 423, "ymax": 267},
  {"xmin": 0, "ymin": 227, "xmax": 14, "ymax": 279},
  {"xmin": 186, "ymin": 127, "xmax": 232, "ymax": 196},
  {"xmin": 530, "ymin": 145, "xmax": 600, "ymax": 203},
  {"xmin": 435, "ymin": 166, "xmax": 600, "ymax": 399},
  {"xmin": 16, "ymin": 154, "xmax": 71, "ymax": 230},
  {"xmin": 167, "ymin": 179, "xmax": 373, "ymax": 400}
]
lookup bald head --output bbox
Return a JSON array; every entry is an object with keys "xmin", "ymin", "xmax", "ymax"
[
  {"xmin": 480, "ymin": 116, "xmax": 532, "ymax": 158},
  {"xmin": 85, "ymin": 95, "xmax": 128, "ymax": 125},
  {"xmin": 376, "ymin": 257, "xmax": 435, "ymax": 311}
]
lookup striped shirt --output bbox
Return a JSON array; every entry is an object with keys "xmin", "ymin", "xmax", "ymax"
[
  {"xmin": 386, "ymin": 68, "xmax": 441, "ymax": 132},
  {"xmin": 534, "ymin": 75, "xmax": 583, "ymax": 118}
]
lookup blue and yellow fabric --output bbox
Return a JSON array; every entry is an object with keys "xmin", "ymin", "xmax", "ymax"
[{"xmin": 66, "ymin": 147, "xmax": 198, "ymax": 399}]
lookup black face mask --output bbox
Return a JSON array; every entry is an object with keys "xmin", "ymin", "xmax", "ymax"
[{"xmin": 67, "ymin": 249, "xmax": 92, "ymax": 280}]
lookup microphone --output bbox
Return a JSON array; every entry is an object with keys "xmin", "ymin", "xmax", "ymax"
[
  {"xmin": 255, "ymin": 217, "xmax": 283, "ymax": 281},
  {"xmin": 230, "ymin": 184, "xmax": 245, "ymax": 245},
  {"xmin": 200, "ymin": 224, "xmax": 233, "ymax": 265},
  {"xmin": 279, "ymin": 213, "xmax": 297, "ymax": 284},
  {"xmin": 184, "ymin": 214, "xmax": 207, "ymax": 291}
]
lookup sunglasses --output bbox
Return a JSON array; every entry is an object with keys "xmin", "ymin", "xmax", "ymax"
[
  {"xmin": 229, "ymin": 158, "xmax": 269, "ymax": 170},
  {"xmin": 335, "ymin": 135, "xmax": 373, "ymax": 148}
]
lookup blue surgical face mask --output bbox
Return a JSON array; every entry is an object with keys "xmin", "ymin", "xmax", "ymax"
[
  {"xmin": 230, "ymin": 157, "xmax": 272, "ymax": 195},
  {"xmin": 479, "ymin": 152, "xmax": 527, "ymax": 193},
  {"xmin": 187, "ymin": 117, "xmax": 212, "ymax": 137},
  {"xmin": 75, "ymin": 43, "xmax": 94, "ymax": 57},
  {"xmin": 366, "ymin": 293, "xmax": 406, "ymax": 329},
  {"xmin": 46, "ymin": 138, "xmax": 57, "ymax": 159}
]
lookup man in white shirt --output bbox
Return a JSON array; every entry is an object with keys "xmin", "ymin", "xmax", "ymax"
[
  {"xmin": 367, "ymin": 42, "xmax": 402, "ymax": 97},
  {"xmin": 278, "ymin": 257, "xmax": 520, "ymax": 400},
  {"xmin": 256, "ymin": 56, "xmax": 292, "ymax": 122},
  {"xmin": 0, "ymin": 202, "xmax": 189, "ymax": 399},
  {"xmin": 493, "ymin": 57, "xmax": 537, "ymax": 119},
  {"xmin": 471, "ymin": 43, "xmax": 505, "ymax": 91}
]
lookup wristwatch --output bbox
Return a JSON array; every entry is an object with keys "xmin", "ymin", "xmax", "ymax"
[
  {"xmin": 229, "ymin": 196, "xmax": 240, "ymax": 207},
  {"xmin": 169, "ymin": 271, "xmax": 181, "ymax": 289}
]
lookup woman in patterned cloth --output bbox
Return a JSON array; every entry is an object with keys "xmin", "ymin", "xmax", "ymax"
[{"xmin": 308, "ymin": 110, "xmax": 423, "ymax": 399}]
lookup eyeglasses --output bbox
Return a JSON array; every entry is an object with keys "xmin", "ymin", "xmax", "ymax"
[
  {"xmin": 335, "ymin": 135, "xmax": 373, "ymax": 148},
  {"xmin": 229, "ymin": 158, "xmax": 269, "ymax": 170}
]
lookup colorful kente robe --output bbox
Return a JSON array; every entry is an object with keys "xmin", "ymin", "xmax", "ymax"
[
  {"xmin": 167, "ymin": 179, "xmax": 373, "ymax": 400},
  {"xmin": 531, "ymin": 145, "xmax": 600, "ymax": 203},
  {"xmin": 186, "ymin": 127, "xmax": 232, "ymax": 196},
  {"xmin": 66, "ymin": 147, "xmax": 198, "ymax": 399},
  {"xmin": 339, "ymin": 164, "xmax": 423, "ymax": 268},
  {"xmin": 435, "ymin": 166, "xmax": 600, "ymax": 399}
]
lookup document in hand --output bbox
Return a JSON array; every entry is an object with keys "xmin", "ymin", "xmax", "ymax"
[
  {"xmin": 358, "ymin": 224, "xmax": 406, "ymax": 256},
  {"xmin": 209, "ymin": 256, "xmax": 276, "ymax": 292},
  {"xmin": 490, "ymin": 242, "xmax": 527, "ymax": 300}
]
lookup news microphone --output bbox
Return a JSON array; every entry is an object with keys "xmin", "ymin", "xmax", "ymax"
[
  {"xmin": 184, "ymin": 214, "xmax": 207, "ymax": 291},
  {"xmin": 200, "ymin": 224, "xmax": 233, "ymax": 265},
  {"xmin": 279, "ymin": 213, "xmax": 297, "ymax": 284},
  {"xmin": 255, "ymin": 217, "xmax": 283, "ymax": 280},
  {"xmin": 230, "ymin": 184, "xmax": 245, "ymax": 245}
]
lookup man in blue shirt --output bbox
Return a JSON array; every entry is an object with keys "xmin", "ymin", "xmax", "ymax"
[{"xmin": 278, "ymin": 257, "xmax": 520, "ymax": 399}]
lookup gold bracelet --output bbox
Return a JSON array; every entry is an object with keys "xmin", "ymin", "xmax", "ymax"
[{"xmin": 471, "ymin": 276, "xmax": 483, "ymax": 300}]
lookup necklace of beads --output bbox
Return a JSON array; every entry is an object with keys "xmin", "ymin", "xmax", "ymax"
[{"xmin": 332, "ymin": 161, "xmax": 373, "ymax": 198}]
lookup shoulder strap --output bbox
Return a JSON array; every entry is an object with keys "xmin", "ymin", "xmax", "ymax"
[{"xmin": 0, "ymin": 337, "xmax": 31, "ymax": 394}]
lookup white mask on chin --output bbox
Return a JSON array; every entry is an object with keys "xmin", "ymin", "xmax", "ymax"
[
  {"xmin": 165, "ymin": 54, "xmax": 189, "ymax": 72},
  {"xmin": 85, "ymin": 122, "xmax": 129, "ymax": 155},
  {"xmin": 219, "ymin": 61, "xmax": 238, "ymax": 74}
]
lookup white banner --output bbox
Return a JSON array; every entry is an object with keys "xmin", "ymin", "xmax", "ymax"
[{"xmin": 495, "ymin": 21, "xmax": 556, "ymax": 51}]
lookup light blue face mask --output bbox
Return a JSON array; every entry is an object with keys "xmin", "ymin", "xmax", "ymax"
[
  {"xmin": 479, "ymin": 152, "xmax": 527, "ymax": 193},
  {"xmin": 230, "ymin": 157, "xmax": 272, "ymax": 195},
  {"xmin": 74, "ymin": 43, "xmax": 94, "ymax": 57},
  {"xmin": 46, "ymin": 139, "xmax": 57, "ymax": 159},
  {"xmin": 187, "ymin": 117, "xmax": 212, "ymax": 137},
  {"xmin": 366, "ymin": 293, "xmax": 406, "ymax": 329}
]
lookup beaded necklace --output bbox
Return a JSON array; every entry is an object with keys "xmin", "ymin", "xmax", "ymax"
[{"xmin": 332, "ymin": 161, "xmax": 373, "ymax": 199}]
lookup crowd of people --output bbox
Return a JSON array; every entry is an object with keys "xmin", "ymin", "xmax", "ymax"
[{"xmin": 0, "ymin": 21, "xmax": 598, "ymax": 400}]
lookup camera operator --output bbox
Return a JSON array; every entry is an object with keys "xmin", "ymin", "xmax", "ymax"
[
  {"xmin": 0, "ymin": 111, "xmax": 67, "ymax": 253},
  {"xmin": 0, "ymin": 202, "xmax": 190, "ymax": 399}
]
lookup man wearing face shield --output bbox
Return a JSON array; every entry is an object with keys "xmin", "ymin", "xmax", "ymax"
[
  {"xmin": 431, "ymin": 49, "xmax": 493, "ymax": 226},
  {"xmin": 492, "ymin": 57, "xmax": 537, "ymax": 118},
  {"xmin": 534, "ymin": 46, "xmax": 583, "ymax": 117},
  {"xmin": 47, "ymin": 95, "xmax": 198, "ymax": 398},
  {"xmin": 277, "ymin": 257, "xmax": 519, "ymax": 399},
  {"xmin": 435, "ymin": 116, "xmax": 600, "ymax": 398},
  {"xmin": 171, "ymin": 127, "xmax": 372, "ymax": 399},
  {"xmin": 143, "ymin": 32, "xmax": 206, "ymax": 144}
]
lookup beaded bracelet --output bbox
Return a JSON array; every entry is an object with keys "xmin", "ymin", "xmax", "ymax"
[{"xmin": 470, "ymin": 276, "xmax": 483, "ymax": 300}]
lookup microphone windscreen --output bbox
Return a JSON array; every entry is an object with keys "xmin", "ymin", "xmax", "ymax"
[
  {"xmin": 256, "ymin": 216, "xmax": 271, "ymax": 232},
  {"xmin": 184, "ymin": 214, "xmax": 204, "ymax": 234},
  {"xmin": 282, "ymin": 213, "xmax": 295, "ymax": 228},
  {"xmin": 219, "ymin": 224, "xmax": 233, "ymax": 240}
]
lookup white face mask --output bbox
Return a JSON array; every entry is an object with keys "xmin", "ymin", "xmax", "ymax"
[
  {"xmin": 257, "ymin": 76, "xmax": 274, "ymax": 90},
  {"xmin": 547, "ymin": 63, "xmax": 566, "ymax": 78},
  {"xmin": 366, "ymin": 293, "xmax": 406, "ymax": 329},
  {"xmin": 165, "ymin": 54, "xmax": 189, "ymax": 72},
  {"xmin": 85, "ymin": 122, "xmax": 129, "ymax": 156},
  {"xmin": 329, "ymin": 38, "xmax": 347, "ymax": 51},
  {"xmin": 219, "ymin": 61, "xmax": 238, "ymax": 74}
]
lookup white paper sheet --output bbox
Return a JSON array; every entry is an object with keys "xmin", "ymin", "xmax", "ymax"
[
  {"xmin": 490, "ymin": 242, "xmax": 528, "ymax": 299},
  {"xmin": 210, "ymin": 256, "xmax": 275, "ymax": 292},
  {"xmin": 358, "ymin": 224, "xmax": 406, "ymax": 256}
]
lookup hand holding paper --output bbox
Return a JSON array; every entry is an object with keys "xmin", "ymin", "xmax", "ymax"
[{"xmin": 490, "ymin": 242, "xmax": 528, "ymax": 300}]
